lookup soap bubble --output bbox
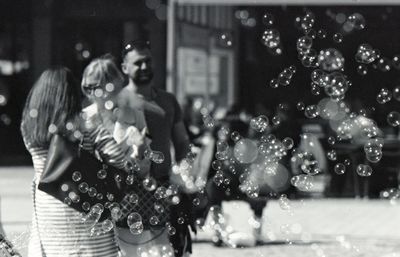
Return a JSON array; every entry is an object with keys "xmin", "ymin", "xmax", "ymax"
[
  {"xmin": 296, "ymin": 36, "xmax": 313, "ymax": 54},
  {"xmin": 333, "ymin": 33, "xmax": 343, "ymax": 43},
  {"xmin": 347, "ymin": 13, "xmax": 366, "ymax": 30},
  {"xmin": 231, "ymin": 131, "xmax": 242, "ymax": 142},
  {"xmin": 143, "ymin": 177, "xmax": 157, "ymax": 191},
  {"xmin": 327, "ymin": 150, "xmax": 337, "ymax": 161},
  {"xmin": 234, "ymin": 139, "xmax": 258, "ymax": 163},
  {"xmin": 318, "ymin": 48, "xmax": 345, "ymax": 72},
  {"xmin": 334, "ymin": 163, "xmax": 346, "ymax": 174},
  {"xmin": 310, "ymin": 83, "xmax": 321, "ymax": 95},
  {"xmin": 72, "ymin": 171, "xmax": 82, "ymax": 182},
  {"xmin": 377, "ymin": 88, "xmax": 392, "ymax": 104},
  {"xmin": 250, "ymin": 115, "xmax": 269, "ymax": 132},
  {"xmin": 301, "ymin": 12, "xmax": 315, "ymax": 32},
  {"xmin": 393, "ymin": 86, "xmax": 400, "ymax": 101},
  {"xmin": 300, "ymin": 48, "xmax": 318, "ymax": 67},
  {"xmin": 356, "ymin": 164, "xmax": 373, "ymax": 177},
  {"xmin": 355, "ymin": 44, "xmax": 377, "ymax": 64},
  {"xmin": 282, "ymin": 137, "xmax": 294, "ymax": 150},
  {"xmin": 101, "ymin": 219, "xmax": 114, "ymax": 233},
  {"xmin": 278, "ymin": 67, "xmax": 294, "ymax": 86},
  {"xmin": 356, "ymin": 64, "xmax": 368, "ymax": 75},
  {"xmin": 270, "ymin": 78, "xmax": 279, "ymax": 88},
  {"xmin": 127, "ymin": 212, "xmax": 142, "ymax": 227},
  {"xmin": 202, "ymin": 114, "xmax": 215, "ymax": 128},
  {"xmin": 377, "ymin": 57, "xmax": 391, "ymax": 72},
  {"xmin": 261, "ymin": 29, "xmax": 280, "ymax": 48},
  {"xmin": 272, "ymin": 115, "xmax": 281, "ymax": 125},
  {"xmin": 317, "ymin": 29, "xmax": 327, "ymax": 39},
  {"xmin": 311, "ymin": 69, "xmax": 327, "ymax": 86},
  {"xmin": 149, "ymin": 216, "xmax": 160, "ymax": 226},
  {"xmin": 128, "ymin": 193, "xmax": 139, "ymax": 204},
  {"xmin": 129, "ymin": 221, "xmax": 144, "ymax": 235},
  {"xmin": 78, "ymin": 182, "xmax": 89, "ymax": 193},
  {"xmin": 262, "ymin": 13, "xmax": 274, "ymax": 26},
  {"xmin": 97, "ymin": 169, "xmax": 107, "ymax": 179},
  {"xmin": 278, "ymin": 194, "xmax": 291, "ymax": 210},
  {"xmin": 296, "ymin": 102, "xmax": 305, "ymax": 111},
  {"xmin": 151, "ymin": 151, "xmax": 165, "ymax": 164},
  {"xmin": 387, "ymin": 111, "xmax": 400, "ymax": 127},
  {"xmin": 392, "ymin": 55, "xmax": 400, "ymax": 70},
  {"xmin": 304, "ymin": 105, "xmax": 319, "ymax": 118}
]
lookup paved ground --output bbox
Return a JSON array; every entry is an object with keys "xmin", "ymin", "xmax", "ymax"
[{"xmin": 1, "ymin": 167, "xmax": 400, "ymax": 257}]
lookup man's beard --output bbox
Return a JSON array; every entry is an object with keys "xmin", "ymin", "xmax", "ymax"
[{"xmin": 133, "ymin": 71, "xmax": 154, "ymax": 86}]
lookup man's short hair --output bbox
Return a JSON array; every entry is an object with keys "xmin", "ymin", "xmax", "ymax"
[{"xmin": 121, "ymin": 40, "xmax": 151, "ymax": 61}]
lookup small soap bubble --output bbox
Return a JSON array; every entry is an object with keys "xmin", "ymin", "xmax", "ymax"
[
  {"xmin": 327, "ymin": 150, "xmax": 337, "ymax": 161},
  {"xmin": 377, "ymin": 57, "xmax": 391, "ymax": 72},
  {"xmin": 88, "ymin": 187, "xmax": 97, "ymax": 197},
  {"xmin": 149, "ymin": 216, "xmax": 160, "ymax": 226},
  {"xmin": 128, "ymin": 193, "xmax": 139, "ymax": 204},
  {"xmin": 348, "ymin": 13, "xmax": 366, "ymax": 30},
  {"xmin": 78, "ymin": 182, "xmax": 89, "ymax": 193},
  {"xmin": 270, "ymin": 78, "xmax": 279, "ymax": 88},
  {"xmin": 82, "ymin": 202, "xmax": 91, "ymax": 211},
  {"xmin": 356, "ymin": 164, "xmax": 373, "ymax": 176},
  {"xmin": 262, "ymin": 13, "xmax": 274, "ymax": 26},
  {"xmin": 231, "ymin": 131, "xmax": 242, "ymax": 142},
  {"xmin": 377, "ymin": 88, "xmax": 392, "ymax": 104},
  {"xmin": 143, "ymin": 177, "xmax": 157, "ymax": 191},
  {"xmin": 334, "ymin": 163, "xmax": 346, "ymax": 174},
  {"xmin": 202, "ymin": 114, "xmax": 215, "ymax": 128},
  {"xmin": 333, "ymin": 33, "xmax": 343, "ymax": 43},
  {"xmin": 392, "ymin": 55, "xmax": 400, "ymax": 70},
  {"xmin": 97, "ymin": 169, "xmax": 107, "ymax": 179},
  {"xmin": 355, "ymin": 44, "xmax": 377, "ymax": 64},
  {"xmin": 72, "ymin": 171, "xmax": 82, "ymax": 182},
  {"xmin": 127, "ymin": 212, "xmax": 142, "ymax": 227},
  {"xmin": 357, "ymin": 64, "xmax": 368, "ymax": 75},
  {"xmin": 151, "ymin": 151, "xmax": 165, "ymax": 164},
  {"xmin": 282, "ymin": 137, "xmax": 294, "ymax": 150},
  {"xmin": 296, "ymin": 102, "xmax": 305, "ymax": 111},
  {"xmin": 272, "ymin": 115, "xmax": 281, "ymax": 125},
  {"xmin": 104, "ymin": 100, "xmax": 114, "ymax": 110},
  {"xmin": 317, "ymin": 29, "xmax": 327, "ymax": 39},
  {"xmin": 387, "ymin": 111, "xmax": 400, "ymax": 127},
  {"xmin": 393, "ymin": 86, "xmax": 400, "ymax": 101},
  {"xmin": 304, "ymin": 105, "xmax": 319, "ymax": 118}
]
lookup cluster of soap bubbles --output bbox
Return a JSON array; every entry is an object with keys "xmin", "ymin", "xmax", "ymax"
[
  {"xmin": 295, "ymin": 12, "xmax": 315, "ymax": 33},
  {"xmin": 250, "ymin": 115, "xmax": 269, "ymax": 132},
  {"xmin": 260, "ymin": 13, "xmax": 283, "ymax": 55},
  {"xmin": 269, "ymin": 66, "xmax": 296, "ymax": 88},
  {"xmin": 296, "ymin": 36, "xmax": 318, "ymax": 68},
  {"xmin": 310, "ymin": 70, "xmax": 350, "ymax": 102},
  {"xmin": 342, "ymin": 13, "xmax": 366, "ymax": 33}
]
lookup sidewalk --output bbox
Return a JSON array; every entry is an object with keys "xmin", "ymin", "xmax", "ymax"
[{"xmin": 1, "ymin": 166, "xmax": 400, "ymax": 256}]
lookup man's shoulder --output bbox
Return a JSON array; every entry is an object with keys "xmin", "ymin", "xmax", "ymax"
[{"xmin": 154, "ymin": 88, "xmax": 178, "ymax": 102}]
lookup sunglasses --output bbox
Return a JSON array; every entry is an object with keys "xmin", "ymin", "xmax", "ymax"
[{"xmin": 82, "ymin": 83, "xmax": 102, "ymax": 96}]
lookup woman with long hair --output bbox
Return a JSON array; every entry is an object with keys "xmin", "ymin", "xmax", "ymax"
[{"xmin": 21, "ymin": 66, "xmax": 129, "ymax": 257}]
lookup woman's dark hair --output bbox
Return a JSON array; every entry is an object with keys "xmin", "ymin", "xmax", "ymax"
[{"xmin": 21, "ymin": 67, "xmax": 82, "ymax": 148}]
